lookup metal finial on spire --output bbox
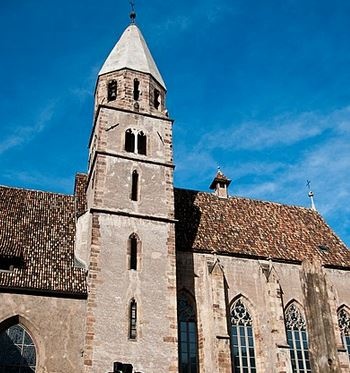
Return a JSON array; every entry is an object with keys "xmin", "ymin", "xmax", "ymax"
[
  {"xmin": 306, "ymin": 180, "xmax": 316, "ymax": 211},
  {"xmin": 129, "ymin": 0, "xmax": 136, "ymax": 23}
]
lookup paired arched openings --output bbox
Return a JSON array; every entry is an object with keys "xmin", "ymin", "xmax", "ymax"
[
  {"xmin": 0, "ymin": 316, "xmax": 37, "ymax": 372},
  {"xmin": 125, "ymin": 129, "xmax": 147, "ymax": 156},
  {"xmin": 230, "ymin": 296, "xmax": 257, "ymax": 373},
  {"xmin": 284, "ymin": 301, "xmax": 311, "ymax": 372},
  {"xmin": 178, "ymin": 292, "xmax": 198, "ymax": 373}
]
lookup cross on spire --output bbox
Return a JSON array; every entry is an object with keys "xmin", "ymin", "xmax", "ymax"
[{"xmin": 129, "ymin": 0, "xmax": 136, "ymax": 23}]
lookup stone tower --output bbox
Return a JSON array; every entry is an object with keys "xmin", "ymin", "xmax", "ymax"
[{"xmin": 82, "ymin": 17, "xmax": 178, "ymax": 373}]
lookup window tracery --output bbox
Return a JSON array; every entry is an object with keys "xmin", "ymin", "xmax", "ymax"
[
  {"xmin": 0, "ymin": 324, "xmax": 36, "ymax": 372},
  {"xmin": 178, "ymin": 293, "xmax": 198, "ymax": 373},
  {"xmin": 338, "ymin": 308, "xmax": 350, "ymax": 357},
  {"xmin": 230, "ymin": 299, "xmax": 256, "ymax": 373},
  {"xmin": 285, "ymin": 303, "xmax": 311, "ymax": 373}
]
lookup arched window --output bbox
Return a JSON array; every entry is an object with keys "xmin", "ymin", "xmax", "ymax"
[
  {"xmin": 154, "ymin": 89, "xmax": 161, "ymax": 110},
  {"xmin": 125, "ymin": 129, "xmax": 135, "ymax": 153},
  {"xmin": 131, "ymin": 170, "xmax": 139, "ymax": 201},
  {"xmin": 285, "ymin": 303, "xmax": 311, "ymax": 372},
  {"xmin": 133, "ymin": 79, "xmax": 140, "ymax": 101},
  {"xmin": 137, "ymin": 131, "xmax": 147, "ymax": 155},
  {"xmin": 338, "ymin": 307, "xmax": 350, "ymax": 357},
  {"xmin": 129, "ymin": 233, "xmax": 138, "ymax": 270},
  {"xmin": 107, "ymin": 79, "xmax": 117, "ymax": 101},
  {"xmin": 178, "ymin": 293, "xmax": 198, "ymax": 373},
  {"xmin": 230, "ymin": 299, "xmax": 257, "ymax": 373},
  {"xmin": 0, "ymin": 324, "xmax": 36, "ymax": 371},
  {"xmin": 129, "ymin": 299, "xmax": 137, "ymax": 340}
]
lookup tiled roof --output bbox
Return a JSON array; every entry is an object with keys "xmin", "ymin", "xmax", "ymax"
[
  {"xmin": 0, "ymin": 185, "xmax": 87, "ymax": 297},
  {"xmin": 174, "ymin": 188, "xmax": 350, "ymax": 267}
]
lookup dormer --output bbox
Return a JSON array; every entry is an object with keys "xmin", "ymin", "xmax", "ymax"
[
  {"xmin": 95, "ymin": 22, "xmax": 167, "ymax": 117},
  {"xmin": 209, "ymin": 169, "xmax": 231, "ymax": 198}
]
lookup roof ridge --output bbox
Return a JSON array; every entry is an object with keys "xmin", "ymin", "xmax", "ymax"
[
  {"xmin": 0, "ymin": 184, "xmax": 73, "ymax": 198},
  {"xmin": 174, "ymin": 186, "xmax": 316, "ymax": 212}
]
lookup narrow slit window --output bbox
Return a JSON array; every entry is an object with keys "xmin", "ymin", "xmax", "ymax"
[
  {"xmin": 129, "ymin": 299, "xmax": 137, "ymax": 340},
  {"xmin": 133, "ymin": 79, "xmax": 140, "ymax": 101},
  {"xmin": 137, "ymin": 131, "xmax": 147, "ymax": 155},
  {"xmin": 131, "ymin": 170, "xmax": 139, "ymax": 201},
  {"xmin": 107, "ymin": 80, "xmax": 117, "ymax": 101},
  {"xmin": 154, "ymin": 89, "xmax": 160, "ymax": 110},
  {"xmin": 129, "ymin": 234, "xmax": 138, "ymax": 270},
  {"xmin": 125, "ymin": 129, "xmax": 135, "ymax": 153}
]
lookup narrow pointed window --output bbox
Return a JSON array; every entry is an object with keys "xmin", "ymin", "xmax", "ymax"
[
  {"xmin": 338, "ymin": 307, "xmax": 350, "ymax": 358},
  {"xmin": 0, "ymin": 324, "xmax": 36, "ymax": 371},
  {"xmin": 230, "ymin": 299, "xmax": 256, "ymax": 373},
  {"xmin": 131, "ymin": 170, "xmax": 139, "ymax": 201},
  {"xmin": 129, "ymin": 234, "xmax": 138, "ymax": 270},
  {"xmin": 178, "ymin": 293, "xmax": 198, "ymax": 373},
  {"xmin": 133, "ymin": 79, "xmax": 140, "ymax": 101},
  {"xmin": 129, "ymin": 299, "xmax": 137, "ymax": 340},
  {"xmin": 107, "ymin": 79, "xmax": 117, "ymax": 101},
  {"xmin": 285, "ymin": 303, "xmax": 311, "ymax": 372},
  {"xmin": 125, "ymin": 129, "xmax": 135, "ymax": 153},
  {"xmin": 137, "ymin": 131, "xmax": 147, "ymax": 155},
  {"xmin": 154, "ymin": 89, "xmax": 160, "ymax": 110}
]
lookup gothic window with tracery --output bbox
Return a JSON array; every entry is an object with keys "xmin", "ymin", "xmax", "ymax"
[
  {"xmin": 178, "ymin": 294, "xmax": 198, "ymax": 373},
  {"xmin": 338, "ymin": 307, "xmax": 350, "ymax": 357},
  {"xmin": 285, "ymin": 304, "xmax": 311, "ymax": 373},
  {"xmin": 230, "ymin": 299, "xmax": 257, "ymax": 373},
  {"xmin": 0, "ymin": 324, "xmax": 36, "ymax": 372}
]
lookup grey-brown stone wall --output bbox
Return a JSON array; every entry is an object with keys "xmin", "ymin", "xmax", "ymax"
[
  {"xmin": 83, "ymin": 213, "xmax": 178, "ymax": 373},
  {"xmin": 0, "ymin": 293, "xmax": 86, "ymax": 373},
  {"xmin": 177, "ymin": 251, "xmax": 350, "ymax": 373}
]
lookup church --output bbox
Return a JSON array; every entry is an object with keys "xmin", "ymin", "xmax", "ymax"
[{"xmin": 1, "ymin": 11, "xmax": 350, "ymax": 373}]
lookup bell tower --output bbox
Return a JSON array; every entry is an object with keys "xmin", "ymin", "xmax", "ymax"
[{"xmin": 83, "ymin": 13, "xmax": 178, "ymax": 373}]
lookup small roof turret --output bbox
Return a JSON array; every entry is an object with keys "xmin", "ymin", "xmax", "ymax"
[
  {"xmin": 99, "ymin": 24, "xmax": 166, "ymax": 89},
  {"xmin": 210, "ymin": 168, "xmax": 231, "ymax": 198}
]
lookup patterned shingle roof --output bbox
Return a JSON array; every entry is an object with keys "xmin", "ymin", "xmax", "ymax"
[
  {"xmin": 174, "ymin": 188, "xmax": 350, "ymax": 267},
  {"xmin": 0, "ymin": 185, "xmax": 87, "ymax": 297}
]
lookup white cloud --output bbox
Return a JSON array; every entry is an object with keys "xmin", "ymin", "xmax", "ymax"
[{"xmin": 0, "ymin": 103, "xmax": 56, "ymax": 155}]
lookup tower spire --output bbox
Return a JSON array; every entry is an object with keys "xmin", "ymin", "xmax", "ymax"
[{"xmin": 306, "ymin": 180, "xmax": 316, "ymax": 211}]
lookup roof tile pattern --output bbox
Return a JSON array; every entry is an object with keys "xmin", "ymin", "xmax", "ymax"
[
  {"xmin": 0, "ymin": 186, "xmax": 87, "ymax": 296},
  {"xmin": 174, "ymin": 188, "xmax": 350, "ymax": 267}
]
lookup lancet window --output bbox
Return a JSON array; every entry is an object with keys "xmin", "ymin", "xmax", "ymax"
[
  {"xmin": 107, "ymin": 79, "xmax": 117, "ymax": 101},
  {"xmin": 133, "ymin": 78, "xmax": 140, "ymax": 101},
  {"xmin": 230, "ymin": 299, "xmax": 257, "ymax": 373},
  {"xmin": 129, "ymin": 299, "xmax": 137, "ymax": 340},
  {"xmin": 0, "ymin": 324, "xmax": 36, "ymax": 371},
  {"xmin": 154, "ymin": 89, "xmax": 161, "ymax": 110},
  {"xmin": 338, "ymin": 307, "xmax": 350, "ymax": 357},
  {"xmin": 285, "ymin": 303, "xmax": 311, "ymax": 373},
  {"xmin": 131, "ymin": 170, "xmax": 139, "ymax": 201},
  {"xmin": 128, "ymin": 233, "xmax": 138, "ymax": 270},
  {"xmin": 178, "ymin": 293, "xmax": 198, "ymax": 373}
]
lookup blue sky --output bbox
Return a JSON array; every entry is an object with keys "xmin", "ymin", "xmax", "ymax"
[{"xmin": 0, "ymin": 1, "xmax": 349, "ymax": 246}]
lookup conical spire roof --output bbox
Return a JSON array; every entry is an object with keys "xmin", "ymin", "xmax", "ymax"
[{"xmin": 99, "ymin": 24, "xmax": 166, "ymax": 89}]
